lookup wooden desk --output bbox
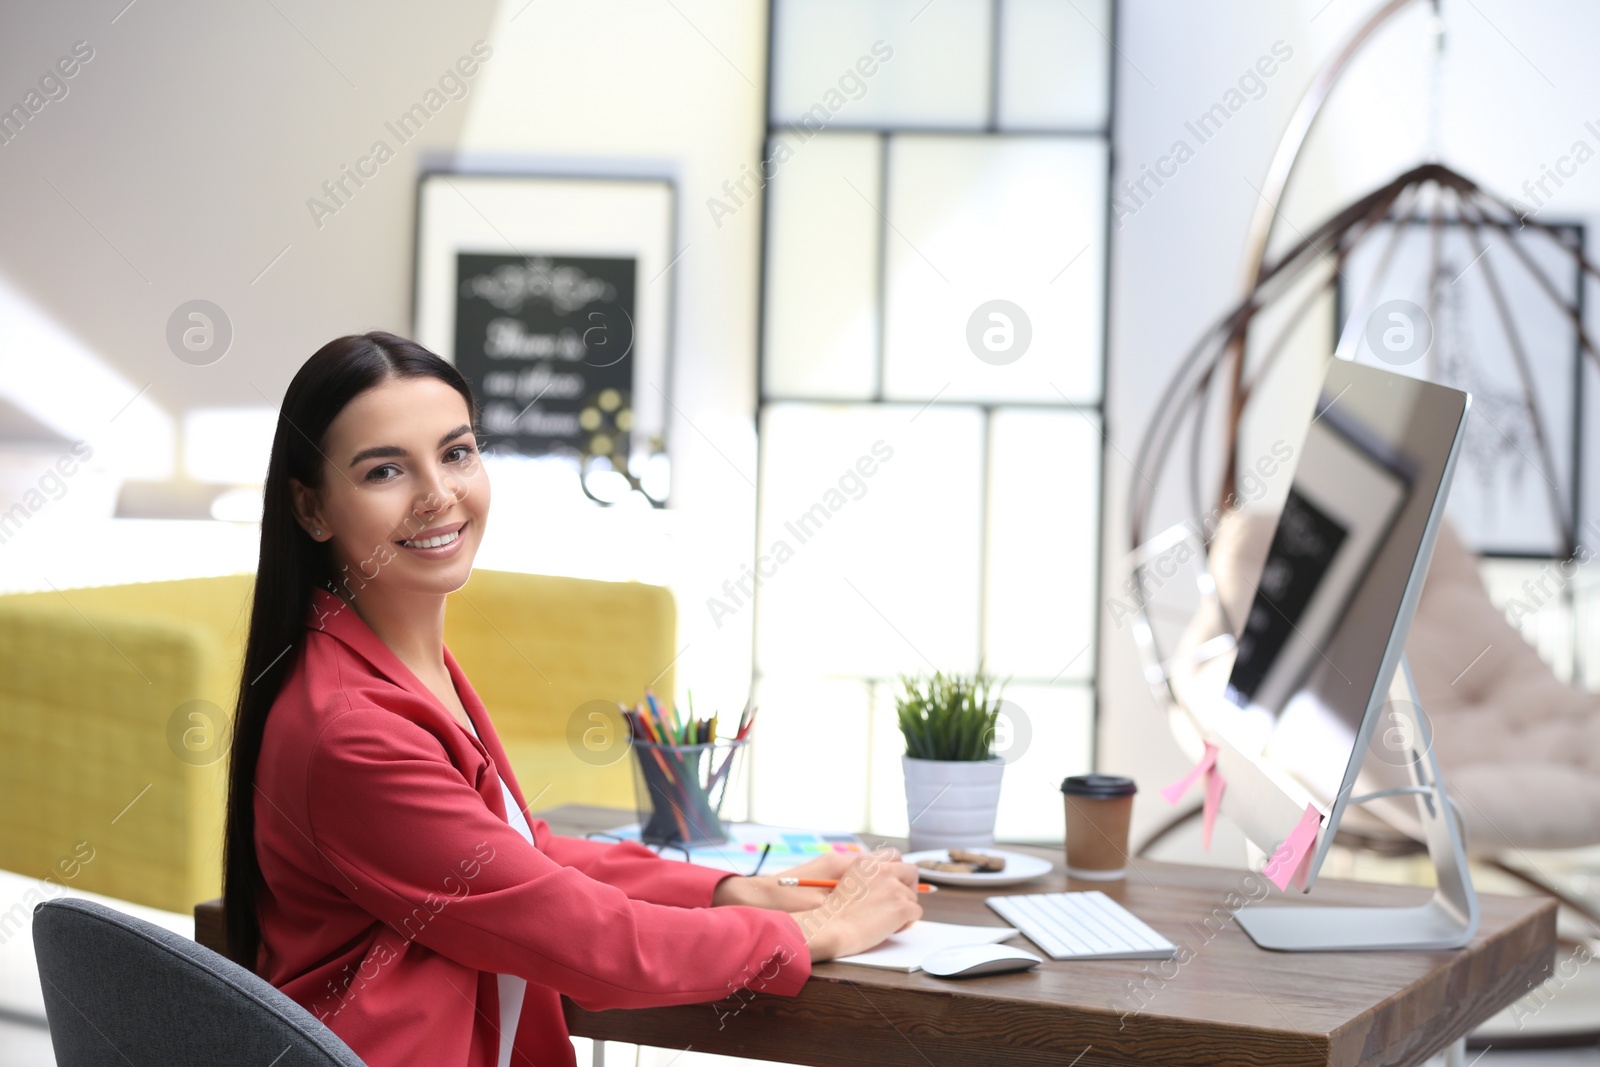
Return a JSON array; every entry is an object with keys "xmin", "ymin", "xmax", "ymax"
[
  {"xmin": 548, "ymin": 805, "xmax": 1553, "ymax": 1067},
  {"xmin": 195, "ymin": 804, "xmax": 1555, "ymax": 1067}
]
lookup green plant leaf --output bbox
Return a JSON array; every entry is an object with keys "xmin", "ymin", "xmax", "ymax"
[{"xmin": 894, "ymin": 662, "xmax": 1007, "ymax": 761}]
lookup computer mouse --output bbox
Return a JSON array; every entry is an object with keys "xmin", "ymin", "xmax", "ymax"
[{"xmin": 920, "ymin": 943, "xmax": 1043, "ymax": 979}]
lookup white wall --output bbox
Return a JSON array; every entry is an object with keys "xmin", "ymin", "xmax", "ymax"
[
  {"xmin": 0, "ymin": 1, "xmax": 772, "ymax": 716},
  {"xmin": 1104, "ymin": 0, "xmax": 1600, "ymax": 854},
  {"xmin": 0, "ymin": 0, "xmax": 500, "ymax": 578},
  {"xmin": 0, "ymin": 0, "xmax": 499, "ymax": 442}
]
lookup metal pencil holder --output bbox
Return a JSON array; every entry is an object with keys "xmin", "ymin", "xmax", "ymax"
[{"xmin": 629, "ymin": 738, "xmax": 747, "ymax": 847}]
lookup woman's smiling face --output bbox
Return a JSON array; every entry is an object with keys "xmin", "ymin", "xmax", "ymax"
[{"xmin": 290, "ymin": 374, "xmax": 489, "ymax": 600}]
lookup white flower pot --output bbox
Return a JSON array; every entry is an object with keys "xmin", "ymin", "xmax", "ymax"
[{"xmin": 902, "ymin": 754, "xmax": 1005, "ymax": 852}]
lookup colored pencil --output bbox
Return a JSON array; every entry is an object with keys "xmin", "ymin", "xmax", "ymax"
[
  {"xmin": 629, "ymin": 692, "xmax": 763, "ymax": 844},
  {"xmin": 776, "ymin": 878, "xmax": 938, "ymax": 893},
  {"xmin": 736, "ymin": 704, "xmax": 759, "ymax": 741},
  {"xmin": 629, "ymin": 709, "xmax": 679, "ymax": 785}
]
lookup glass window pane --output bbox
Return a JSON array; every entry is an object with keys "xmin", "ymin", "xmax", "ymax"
[
  {"xmin": 748, "ymin": 674, "xmax": 874, "ymax": 830},
  {"xmin": 997, "ymin": 0, "xmax": 1111, "ymax": 130},
  {"xmin": 881, "ymin": 136, "xmax": 1106, "ymax": 403},
  {"xmin": 755, "ymin": 403, "xmax": 983, "ymax": 677},
  {"xmin": 991, "ymin": 683, "xmax": 1093, "ymax": 841},
  {"xmin": 868, "ymin": 679, "xmax": 1092, "ymax": 842},
  {"xmin": 984, "ymin": 408, "xmax": 1100, "ymax": 682},
  {"xmin": 770, "ymin": 0, "xmax": 992, "ymax": 130},
  {"xmin": 762, "ymin": 132, "xmax": 881, "ymax": 399},
  {"xmin": 868, "ymin": 677, "xmax": 910, "ymax": 837}
]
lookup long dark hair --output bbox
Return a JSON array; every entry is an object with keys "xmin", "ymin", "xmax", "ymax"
[{"xmin": 223, "ymin": 330, "xmax": 479, "ymax": 973}]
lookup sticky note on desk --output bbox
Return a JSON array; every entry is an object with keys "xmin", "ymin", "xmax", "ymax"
[{"xmin": 1263, "ymin": 803, "xmax": 1323, "ymax": 891}]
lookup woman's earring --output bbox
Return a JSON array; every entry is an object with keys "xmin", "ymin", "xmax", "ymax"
[{"xmin": 313, "ymin": 528, "xmax": 322, "ymax": 537}]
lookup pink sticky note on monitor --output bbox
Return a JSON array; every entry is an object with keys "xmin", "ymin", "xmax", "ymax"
[
  {"xmin": 1290, "ymin": 843, "xmax": 1314, "ymax": 892},
  {"xmin": 1202, "ymin": 764, "xmax": 1226, "ymax": 851},
  {"xmin": 1263, "ymin": 803, "xmax": 1323, "ymax": 891},
  {"xmin": 1162, "ymin": 742, "xmax": 1226, "ymax": 851},
  {"xmin": 1160, "ymin": 742, "xmax": 1217, "ymax": 805}
]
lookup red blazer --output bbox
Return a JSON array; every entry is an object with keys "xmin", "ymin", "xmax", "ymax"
[{"xmin": 253, "ymin": 587, "xmax": 812, "ymax": 1067}]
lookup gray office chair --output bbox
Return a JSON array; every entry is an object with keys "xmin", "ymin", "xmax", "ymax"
[{"xmin": 32, "ymin": 896, "xmax": 367, "ymax": 1066}]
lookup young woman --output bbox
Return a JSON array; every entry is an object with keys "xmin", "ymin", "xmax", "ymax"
[{"xmin": 223, "ymin": 331, "xmax": 922, "ymax": 1067}]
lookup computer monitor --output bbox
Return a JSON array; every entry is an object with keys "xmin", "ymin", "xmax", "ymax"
[{"xmin": 1191, "ymin": 356, "xmax": 1478, "ymax": 950}]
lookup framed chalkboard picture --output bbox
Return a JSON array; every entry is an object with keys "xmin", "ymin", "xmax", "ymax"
[{"xmin": 413, "ymin": 173, "xmax": 675, "ymax": 505}]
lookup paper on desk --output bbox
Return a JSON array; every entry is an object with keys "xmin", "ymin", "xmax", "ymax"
[
  {"xmin": 598, "ymin": 821, "xmax": 869, "ymax": 875},
  {"xmin": 830, "ymin": 920, "xmax": 1021, "ymax": 972}
]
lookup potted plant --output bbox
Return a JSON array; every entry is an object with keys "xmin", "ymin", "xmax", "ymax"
[{"xmin": 895, "ymin": 663, "xmax": 1009, "ymax": 852}]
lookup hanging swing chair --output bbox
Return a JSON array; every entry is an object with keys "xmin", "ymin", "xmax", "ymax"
[{"xmin": 1123, "ymin": 0, "xmax": 1600, "ymax": 984}]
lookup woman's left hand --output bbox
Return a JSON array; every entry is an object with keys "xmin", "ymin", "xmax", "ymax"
[{"xmin": 711, "ymin": 849, "xmax": 893, "ymax": 912}]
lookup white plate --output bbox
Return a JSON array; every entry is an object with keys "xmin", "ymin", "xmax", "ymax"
[{"xmin": 903, "ymin": 848, "xmax": 1054, "ymax": 887}]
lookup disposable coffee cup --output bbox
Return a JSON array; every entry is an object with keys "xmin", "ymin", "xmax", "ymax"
[{"xmin": 1061, "ymin": 774, "xmax": 1136, "ymax": 881}]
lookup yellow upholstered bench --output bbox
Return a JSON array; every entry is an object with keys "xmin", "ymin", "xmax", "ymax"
[{"xmin": 0, "ymin": 570, "xmax": 675, "ymax": 915}]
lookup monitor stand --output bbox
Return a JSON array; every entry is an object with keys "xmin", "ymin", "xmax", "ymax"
[{"xmin": 1233, "ymin": 659, "xmax": 1480, "ymax": 951}]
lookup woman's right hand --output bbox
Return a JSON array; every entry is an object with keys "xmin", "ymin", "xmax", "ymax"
[{"xmin": 794, "ymin": 847, "xmax": 923, "ymax": 962}]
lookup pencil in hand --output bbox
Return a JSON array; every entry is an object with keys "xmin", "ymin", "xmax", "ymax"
[{"xmin": 776, "ymin": 877, "xmax": 938, "ymax": 893}]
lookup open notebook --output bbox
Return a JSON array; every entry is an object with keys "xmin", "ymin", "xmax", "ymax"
[{"xmin": 829, "ymin": 921, "xmax": 1021, "ymax": 972}]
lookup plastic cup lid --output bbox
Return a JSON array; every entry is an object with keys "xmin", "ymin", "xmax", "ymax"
[{"xmin": 1060, "ymin": 773, "xmax": 1137, "ymax": 798}]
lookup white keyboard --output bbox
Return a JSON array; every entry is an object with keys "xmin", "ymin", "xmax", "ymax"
[{"xmin": 985, "ymin": 891, "xmax": 1176, "ymax": 960}]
